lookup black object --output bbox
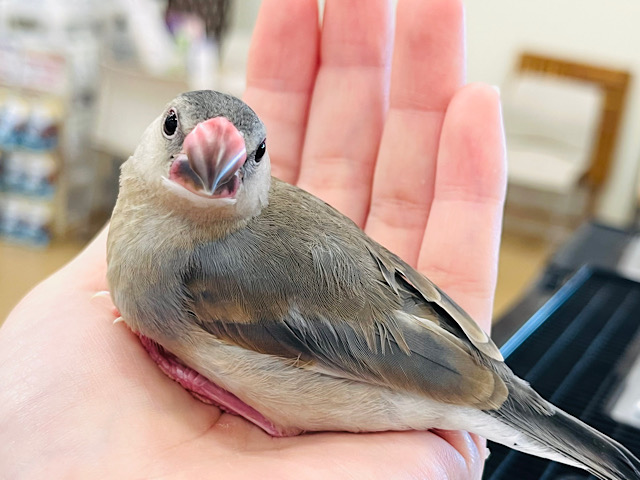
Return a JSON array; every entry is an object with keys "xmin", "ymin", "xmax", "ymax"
[
  {"xmin": 492, "ymin": 223, "xmax": 635, "ymax": 347},
  {"xmin": 483, "ymin": 267, "xmax": 640, "ymax": 479},
  {"xmin": 167, "ymin": 0, "xmax": 233, "ymax": 46}
]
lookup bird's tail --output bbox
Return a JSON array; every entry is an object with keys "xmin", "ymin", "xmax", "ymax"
[{"xmin": 482, "ymin": 374, "xmax": 640, "ymax": 480}]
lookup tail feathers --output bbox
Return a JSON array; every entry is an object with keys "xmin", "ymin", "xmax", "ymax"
[{"xmin": 486, "ymin": 376, "xmax": 640, "ymax": 480}]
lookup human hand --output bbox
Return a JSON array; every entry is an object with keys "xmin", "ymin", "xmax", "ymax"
[{"xmin": 0, "ymin": 0, "xmax": 505, "ymax": 478}]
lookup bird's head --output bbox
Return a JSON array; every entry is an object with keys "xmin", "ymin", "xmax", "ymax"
[{"xmin": 124, "ymin": 90, "xmax": 270, "ymax": 223}]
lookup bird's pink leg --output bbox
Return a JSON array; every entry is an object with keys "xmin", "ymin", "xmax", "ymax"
[
  {"xmin": 93, "ymin": 290, "xmax": 297, "ymax": 437},
  {"xmin": 137, "ymin": 334, "xmax": 297, "ymax": 437}
]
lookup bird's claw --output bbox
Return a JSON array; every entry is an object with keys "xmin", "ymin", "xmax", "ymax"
[
  {"xmin": 91, "ymin": 290, "xmax": 111, "ymax": 300},
  {"xmin": 91, "ymin": 290, "xmax": 122, "ymax": 320}
]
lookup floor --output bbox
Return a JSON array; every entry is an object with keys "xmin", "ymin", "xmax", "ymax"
[
  {"xmin": 0, "ymin": 240, "xmax": 83, "ymax": 322},
  {"xmin": 0, "ymin": 231, "xmax": 551, "ymax": 326},
  {"xmin": 493, "ymin": 232, "xmax": 552, "ymax": 318}
]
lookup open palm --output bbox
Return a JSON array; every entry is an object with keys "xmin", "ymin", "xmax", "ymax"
[{"xmin": 0, "ymin": 0, "xmax": 505, "ymax": 478}]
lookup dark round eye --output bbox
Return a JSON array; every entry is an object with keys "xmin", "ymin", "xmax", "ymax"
[
  {"xmin": 255, "ymin": 140, "xmax": 266, "ymax": 162},
  {"xmin": 163, "ymin": 109, "xmax": 178, "ymax": 138}
]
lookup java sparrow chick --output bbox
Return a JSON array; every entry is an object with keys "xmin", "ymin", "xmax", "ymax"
[{"xmin": 106, "ymin": 90, "xmax": 640, "ymax": 480}]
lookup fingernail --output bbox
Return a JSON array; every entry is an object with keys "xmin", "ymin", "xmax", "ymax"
[{"xmin": 491, "ymin": 85, "xmax": 501, "ymax": 97}]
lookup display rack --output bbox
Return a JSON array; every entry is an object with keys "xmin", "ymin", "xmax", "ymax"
[{"xmin": 0, "ymin": 1, "xmax": 106, "ymax": 247}]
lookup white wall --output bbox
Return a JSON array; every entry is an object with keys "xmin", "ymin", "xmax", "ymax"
[
  {"xmin": 465, "ymin": 0, "xmax": 640, "ymax": 226},
  {"xmin": 231, "ymin": 0, "xmax": 262, "ymax": 30}
]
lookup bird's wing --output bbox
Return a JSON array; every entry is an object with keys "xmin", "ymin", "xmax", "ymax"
[
  {"xmin": 185, "ymin": 275, "xmax": 508, "ymax": 410},
  {"xmin": 271, "ymin": 178, "xmax": 503, "ymax": 362},
  {"xmin": 367, "ymin": 243, "xmax": 504, "ymax": 362},
  {"xmin": 183, "ymin": 179, "xmax": 507, "ymax": 409}
]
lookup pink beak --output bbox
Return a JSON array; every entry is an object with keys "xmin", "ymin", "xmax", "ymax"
[{"xmin": 182, "ymin": 117, "xmax": 247, "ymax": 195}]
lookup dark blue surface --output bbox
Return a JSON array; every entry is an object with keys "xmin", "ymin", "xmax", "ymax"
[{"xmin": 484, "ymin": 267, "xmax": 640, "ymax": 479}]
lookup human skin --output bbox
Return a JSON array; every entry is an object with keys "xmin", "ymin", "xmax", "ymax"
[{"xmin": 0, "ymin": 0, "xmax": 506, "ymax": 478}]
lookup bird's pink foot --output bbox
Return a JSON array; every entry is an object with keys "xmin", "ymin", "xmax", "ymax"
[
  {"xmin": 94, "ymin": 291, "xmax": 295, "ymax": 436},
  {"xmin": 137, "ymin": 334, "xmax": 297, "ymax": 437}
]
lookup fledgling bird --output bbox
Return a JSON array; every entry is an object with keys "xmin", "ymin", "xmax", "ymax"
[{"xmin": 107, "ymin": 90, "xmax": 640, "ymax": 480}]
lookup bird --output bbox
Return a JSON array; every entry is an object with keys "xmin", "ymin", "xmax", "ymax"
[{"xmin": 106, "ymin": 90, "xmax": 640, "ymax": 480}]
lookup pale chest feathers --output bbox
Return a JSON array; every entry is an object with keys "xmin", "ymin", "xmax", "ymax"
[{"xmin": 107, "ymin": 202, "xmax": 197, "ymax": 337}]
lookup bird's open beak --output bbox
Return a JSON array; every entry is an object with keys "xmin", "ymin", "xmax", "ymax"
[{"xmin": 168, "ymin": 117, "xmax": 247, "ymax": 199}]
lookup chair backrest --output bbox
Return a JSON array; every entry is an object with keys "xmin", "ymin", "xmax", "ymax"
[
  {"xmin": 503, "ymin": 73, "xmax": 604, "ymax": 171},
  {"xmin": 514, "ymin": 53, "xmax": 631, "ymax": 188}
]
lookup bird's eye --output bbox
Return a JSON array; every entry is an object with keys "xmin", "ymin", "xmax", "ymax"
[
  {"xmin": 255, "ymin": 140, "xmax": 266, "ymax": 162},
  {"xmin": 163, "ymin": 109, "xmax": 179, "ymax": 138}
]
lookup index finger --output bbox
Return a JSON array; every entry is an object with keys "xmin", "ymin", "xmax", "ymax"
[{"xmin": 243, "ymin": 0, "xmax": 320, "ymax": 183}]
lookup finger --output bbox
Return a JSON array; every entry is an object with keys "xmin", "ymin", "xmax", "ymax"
[
  {"xmin": 243, "ymin": 0, "xmax": 319, "ymax": 183},
  {"xmin": 365, "ymin": 0, "xmax": 465, "ymax": 265},
  {"xmin": 296, "ymin": 0, "xmax": 393, "ymax": 226},
  {"xmin": 275, "ymin": 430, "xmax": 483, "ymax": 480},
  {"xmin": 433, "ymin": 430, "xmax": 488, "ymax": 480},
  {"xmin": 418, "ymin": 84, "xmax": 506, "ymax": 330}
]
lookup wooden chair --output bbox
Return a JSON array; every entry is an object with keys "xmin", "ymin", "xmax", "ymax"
[{"xmin": 502, "ymin": 52, "xmax": 631, "ymax": 242}]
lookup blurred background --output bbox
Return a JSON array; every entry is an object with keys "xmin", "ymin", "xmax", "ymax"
[{"xmin": 0, "ymin": 0, "xmax": 639, "ymax": 329}]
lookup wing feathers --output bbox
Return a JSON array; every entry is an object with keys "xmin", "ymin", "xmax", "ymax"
[
  {"xmin": 367, "ymin": 244, "xmax": 504, "ymax": 362},
  {"xmin": 192, "ymin": 303, "xmax": 507, "ymax": 409}
]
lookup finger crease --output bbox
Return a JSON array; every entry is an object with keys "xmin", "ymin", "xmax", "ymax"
[
  {"xmin": 368, "ymin": 198, "xmax": 431, "ymax": 228},
  {"xmin": 433, "ymin": 188, "xmax": 505, "ymax": 208}
]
